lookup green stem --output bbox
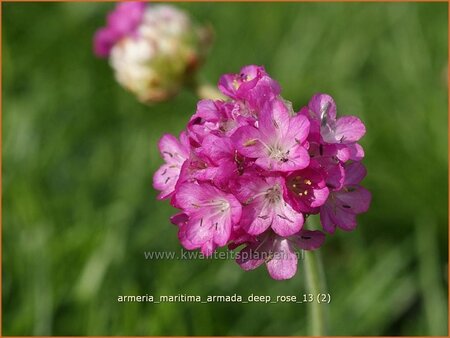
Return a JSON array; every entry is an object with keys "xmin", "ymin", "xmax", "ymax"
[{"xmin": 304, "ymin": 249, "xmax": 328, "ymax": 336}]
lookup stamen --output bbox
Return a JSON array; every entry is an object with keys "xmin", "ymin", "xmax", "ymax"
[
  {"xmin": 277, "ymin": 214, "xmax": 294, "ymax": 223},
  {"xmin": 191, "ymin": 200, "xmax": 229, "ymax": 209},
  {"xmin": 243, "ymin": 139, "xmax": 258, "ymax": 147}
]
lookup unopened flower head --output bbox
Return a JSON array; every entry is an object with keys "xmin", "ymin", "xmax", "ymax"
[
  {"xmin": 94, "ymin": 2, "xmax": 212, "ymax": 103},
  {"xmin": 153, "ymin": 65, "xmax": 371, "ymax": 280}
]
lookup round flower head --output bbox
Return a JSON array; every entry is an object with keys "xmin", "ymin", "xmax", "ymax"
[
  {"xmin": 153, "ymin": 65, "xmax": 371, "ymax": 280},
  {"xmin": 94, "ymin": 3, "xmax": 212, "ymax": 103}
]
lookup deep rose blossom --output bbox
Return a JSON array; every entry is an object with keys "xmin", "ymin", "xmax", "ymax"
[{"xmin": 153, "ymin": 65, "xmax": 371, "ymax": 279}]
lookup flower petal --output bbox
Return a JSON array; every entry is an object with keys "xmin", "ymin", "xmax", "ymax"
[
  {"xmin": 344, "ymin": 162, "xmax": 367, "ymax": 185},
  {"xmin": 285, "ymin": 113, "xmax": 310, "ymax": 146},
  {"xmin": 334, "ymin": 185, "xmax": 371, "ymax": 214},
  {"xmin": 212, "ymin": 213, "xmax": 234, "ymax": 247},
  {"xmin": 334, "ymin": 116, "xmax": 366, "ymax": 143},
  {"xmin": 236, "ymin": 242, "xmax": 266, "ymax": 271},
  {"xmin": 320, "ymin": 192, "xmax": 368, "ymax": 232},
  {"xmin": 200, "ymin": 240, "xmax": 216, "ymax": 256},
  {"xmin": 255, "ymin": 144, "xmax": 310, "ymax": 172},
  {"xmin": 218, "ymin": 74, "xmax": 239, "ymax": 98},
  {"xmin": 310, "ymin": 186, "xmax": 330, "ymax": 208},
  {"xmin": 258, "ymin": 99, "xmax": 291, "ymax": 138},
  {"xmin": 271, "ymin": 200, "xmax": 304, "ymax": 236},
  {"xmin": 170, "ymin": 213, "xmax": 189, "ymax": 227},
  {"xmin": 291, "ymin": 230, "xmax": 326, "ymax": 250},
  {"xmin": 200, "ymin": 134, "xmax": 234, "ymax": 164},
  {"xmin": 158, "ymin": 133, "xmax": 188, "ymax": 164},
  {"xmin": 308, "ymin": 93, "xmax": 337, "ymax": 121},
  {"xmin": 348, "ymin": 143, "xmax": 365, "ymax": 161},
  {"xmin": 242, "ymin": 202, "xmax": 273, "ymax": 235},
  {"xmin": 320, "ymin": 203, "xmax": 337, "ymax": 234},
  {"xmin": 178, "ymin": 217, "xmax": 213, "ymax": 250},
  {"xmin": 232, "ymin": 125, "xmax": 265, "ymax": 158},
  {"xmin": 266, "ymin": 239, "xmax": 298, "ymax": 280},
  {"xmin": 153, "ymin": 163, "xmax": 182, "ymax": 199},
  {"xmin": 331, "ymin": 207, "xmax": 358, "ymax": 231}
]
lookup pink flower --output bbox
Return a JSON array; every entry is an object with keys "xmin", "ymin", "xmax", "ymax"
[
  {"xmin": 236, "ymin": 175, "xmax": 304, "ymax": 236},
  {"xmin": 176, "ymin": 182, "xmax": 242, "ymax": 256},
  {"xmin": 284, "ymin": 162, "xmax": 330, "ymax": 213},
  {"xmin": 320, "ymin": 162, "xmax": 372, "ymax": 233},
  {"xmin": 153, "ymin": 133, "xmax": 189, "ymax": 200},
  {"xmin": 302, "ymin": 93, "xmax": 366, "ymax": 145},
  {"xmin": 197, "ymin": 134, "xmax": 250, "ymax": 188},
  {"xmin": 236, "ymin": 230, "xmax": 325, "ymax": 280},
  {"xmin": 218, "ymin": 65, "xmax": 280, "ymax": 112},
  {"xmin": 232, "ymin": 99, "xmax": 310, "ymax": 172},
  {"xmin": 153, "ymin": 65, "xmax": 371, "ymax": 280},
  {"xmin": 175, "ymin": 149, "xmax": 219, "ymax": 188},
  {"xmin": 312, "ymin": 155, "xmax": 346, "ymax": 191},
  {"xmin": 187, "ymin": 100, "xmax": 245, "ymax": 145}
]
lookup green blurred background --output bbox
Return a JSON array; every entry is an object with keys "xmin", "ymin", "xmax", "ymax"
[{"xmin": 3, "ymin": 2, "xmax": 448, "ymax": 336}]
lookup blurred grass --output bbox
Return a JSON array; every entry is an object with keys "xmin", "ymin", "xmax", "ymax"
[{"xmin": 2, "ymin": 2, "xmax": 448, "ymax": 336}]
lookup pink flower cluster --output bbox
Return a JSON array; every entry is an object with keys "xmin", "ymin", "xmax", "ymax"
[{"xmin": 153, "ymin": 65, "xmax": 371, "ymax": 280}]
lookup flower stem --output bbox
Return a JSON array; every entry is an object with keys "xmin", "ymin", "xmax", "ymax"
[{"xmin": 304, "ymin": 249, "xmax": 328, "ymax": 336}]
